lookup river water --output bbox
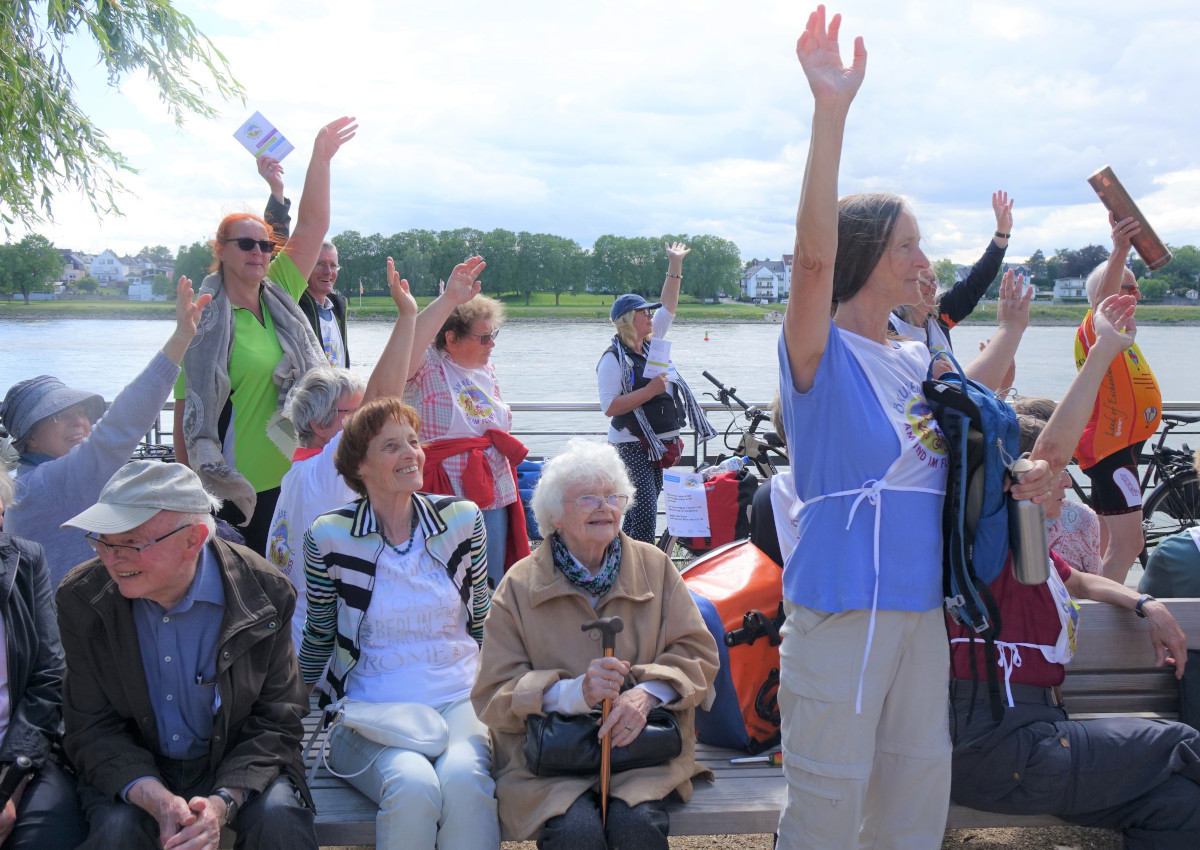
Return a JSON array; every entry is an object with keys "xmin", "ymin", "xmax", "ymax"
[{"xmin": 3, "ymin": 317, "xmax": 1198, "ymax": 456}]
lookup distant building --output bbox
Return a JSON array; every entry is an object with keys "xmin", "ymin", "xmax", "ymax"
[
  {"xmin": 740, "ymin": 255, "xmax": 792, "ymax": 301},
  {"xmin": 89, "ymin": 249, "xmax": 128, "ymax": 283},
  {"xmin": 59, "ymin": 250, "xmax": 90, "ymax": 286},
  {"xmin": 1053, "ymin": 276, "xmax": 1088, "ymax": 301},
  {"xmin": 127, "ymin": 280, "xmax": 166, "ymax": 302}
]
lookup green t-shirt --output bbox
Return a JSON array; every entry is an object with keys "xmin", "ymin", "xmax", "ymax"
[{"xmin": 175, "ymin": 252, "xmax": 309, "ymax": 492}]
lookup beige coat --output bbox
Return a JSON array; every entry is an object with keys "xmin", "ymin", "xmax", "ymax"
[{"xmin": 471, "ymin": 533, "xmax": 719, "ymax": 841}]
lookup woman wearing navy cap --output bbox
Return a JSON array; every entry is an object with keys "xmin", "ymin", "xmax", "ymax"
[{"xmin": 596, "ymin": 242, "xmax": 715, "ymax": 542}]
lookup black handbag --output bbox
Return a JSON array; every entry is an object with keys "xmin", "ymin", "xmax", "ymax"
[{"xmin": 523, "ymin": 707, "xmax": 683, "ymax": 777}]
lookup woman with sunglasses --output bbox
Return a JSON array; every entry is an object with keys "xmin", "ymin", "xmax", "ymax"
[
  {"xmin": 404, "ymin": 258, "xmax": 528, "ymax": 586},
  {"xmin": 171, "ymin": 117, "xmax": 357, "ymax": 555},
  {"xmin": 597, "ymin": 242, "xmax": 716, "ymax": 543},
  {"xmin": 0, "ymin": 278, "xmax": 210, "ymax": 586}
]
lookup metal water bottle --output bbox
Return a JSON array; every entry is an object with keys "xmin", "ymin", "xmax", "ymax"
[{"xmin": 1008, "ymin": 458, "xmax": 1051, "ymax": 585}]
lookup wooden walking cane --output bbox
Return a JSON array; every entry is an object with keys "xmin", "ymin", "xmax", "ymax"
[{"xmin": 582, "ymin": 616, "xmax": 624, "ymax": 826}]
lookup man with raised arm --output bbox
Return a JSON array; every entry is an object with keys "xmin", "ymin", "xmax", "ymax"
[
  {"xmin": 57, "ymin": 461, "xmax": 316, "ymax": 850},
  {"xmin": 1075, "ymin": 213, "xmax": 1161, "ymax": 583}
]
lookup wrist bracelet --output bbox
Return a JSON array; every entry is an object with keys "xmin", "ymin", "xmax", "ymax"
[
  {"xmin": 1135, "ymin": 594, "xmax": 1156, "ymax": 619},
  {"xmin": 665, "ymin": 272, "xmax": 682, "ymax": 279},
  {"xmin": 994, "ymin": 231, "xmax": 1010, "ymax": 239}
]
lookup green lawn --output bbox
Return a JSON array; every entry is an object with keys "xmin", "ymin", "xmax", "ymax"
[{"xmin": 4, "ymin": 297, "xmax": 1199, "ymax": 324}]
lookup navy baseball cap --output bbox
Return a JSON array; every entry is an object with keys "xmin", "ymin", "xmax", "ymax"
[{"xmin": 609, "ymin": 294, "xmax": 663, "ymax": 322}]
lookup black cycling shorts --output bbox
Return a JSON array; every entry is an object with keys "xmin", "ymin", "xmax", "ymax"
[{"xmin": 1081, "ymin": 441, "xmax": 1145, "ymax": 516}]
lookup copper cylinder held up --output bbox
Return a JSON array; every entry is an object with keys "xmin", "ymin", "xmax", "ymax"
[{"xmin": 1086, "ymin": 166, "xmax": 1173, "ymax": 271}]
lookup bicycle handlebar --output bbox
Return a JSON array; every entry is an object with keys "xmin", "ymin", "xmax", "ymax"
[{"xmin": 703, "ymin": 370, "xmax": 751, "ymax": 412}]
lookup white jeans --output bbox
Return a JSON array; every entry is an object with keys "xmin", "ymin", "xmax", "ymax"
[
  {"xmin": 776, "ymin": 603, "xmax": 951, "ymax": 850},
  {"xmin": 328, "ymin": 695, "xmax": 499, "ymax": 850}
]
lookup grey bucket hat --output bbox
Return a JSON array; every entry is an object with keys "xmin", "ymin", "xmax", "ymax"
[{"xmin": 0, "ymin": 376, "xmax": 105, "ymax": 451}]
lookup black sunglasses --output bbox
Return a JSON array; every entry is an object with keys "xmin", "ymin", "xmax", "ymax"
[{"xmin": 223, "ymin": 237, "xmax": 273, "ymax": 253}]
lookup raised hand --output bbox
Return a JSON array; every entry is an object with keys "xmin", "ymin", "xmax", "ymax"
[
  {"xmin": 444, "ymin": 256, "xmax": 487, "ymax": 306},
  {"xmin": 796, "ymin": 5, "xmax": 867, "ymax": 106},
  {"xmin": 995, "ymin": 269, "xmax": 1031, "ymax": 332},
  {"xmin": 313, "ymin": 116, "xmax": 358, "ymax": 162},
  {"xmin": 1109, "ymin": 211, "xmax": 1141, "ymax": 255},
  {"xmin": 386, "ymin": 257, "xmax": 418, "ymax": 317},
  {"xmin": 257, "ymin": 155, "xmax": 285, "ymax": 200},
  {"xmin": 992, "ymin": 190, "xmax": 1014, "ymax": 235},
  {"xmin": 175, "ymin": 276, "xmax": 212, "ymax": 338},
  {"xmin": 665, "ymin": 241, "xmax": 691, "ymax": 263}
]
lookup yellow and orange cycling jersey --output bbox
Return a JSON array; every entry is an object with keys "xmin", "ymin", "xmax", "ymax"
[{"xmin": 1073, "ymin": 310, "xmax": 1161, "ymax": 469}]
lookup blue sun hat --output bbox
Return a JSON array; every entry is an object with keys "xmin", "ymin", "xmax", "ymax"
[
  {"xmin": 0, "ymin": 376, "xmax": 105, "ymax": 451},
  {"xmin": 609, "ymin": 294, "xmax": 663, "ymax": 322}
]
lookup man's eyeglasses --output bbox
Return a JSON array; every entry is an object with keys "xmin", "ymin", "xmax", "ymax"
[
  {"xmin": 572, "ymin": 494, "xmax": 631, "ymax": 511},
  {"xmin": 315, "ymin": 261, "xmax": 341, "ymax": 272},
  {"xmin": 223, "ymin": 237, "xmax": 272, "ymax": 253},
  {"xmin": 51, "ymin": 405, "xmax": 90, "ymax": 425},
  {"xmin": 85, "ymin": 524, "xmax": 191, "ymax": 558},
  {"xmin": 463, "ymin": 329, "xmax": 501, "ymax": 344},
  {"xmin": 1121, "ymin": 283, "xmax": 1140, "ymax": 296}
]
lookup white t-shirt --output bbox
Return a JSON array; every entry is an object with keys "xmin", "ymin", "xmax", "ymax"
[
  {"xmin": 266, "ymin": 431, "xmax": 356, "ymax": 650},
  {"xmin": 597, "ymin": 307, "xmax": 677, "ymax": 443},
  {"xmin": 316, "ymin": 298, "xmax": 347, "ymax": 367},
  {"xmin": 346, "ymin": 525, "xmax": 479, "ymax": 706}
]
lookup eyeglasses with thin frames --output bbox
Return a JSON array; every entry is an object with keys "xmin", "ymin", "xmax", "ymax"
[
  {"xmin": 572, "ymin": 494, "xmax": 630, "ymax": 511},
  {"xmin": 223, "ymin": 237, "xmax": 273, "ymax": 253},
  {"xmin": 463, "ymin": 329, "xmax": 501, "ymax": 344},
  {"xmin": 315, "ymin": 261, "xmax": 341, "ymax": 272},
  {"xmin": 85, "ymin": 524, "xmax": 192, "ymax": 558},
  {"xmin": 51, "ymin": 405, "xmax": 90, "ymax": 425}
]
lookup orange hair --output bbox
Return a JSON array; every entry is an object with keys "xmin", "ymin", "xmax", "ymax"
[{"xmin": 207, "ymin": 213, "xmax": 276, "ymax": 273}]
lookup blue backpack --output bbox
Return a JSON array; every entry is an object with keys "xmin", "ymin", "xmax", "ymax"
[{"xmin": 922, "ymin": 352, "xmax": 1019, "ymax": 636}]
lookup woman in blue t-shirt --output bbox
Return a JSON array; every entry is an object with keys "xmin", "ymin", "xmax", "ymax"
[{"xmin": 776, "ymin": 8, "xmax": 1051, "ymax": 848}]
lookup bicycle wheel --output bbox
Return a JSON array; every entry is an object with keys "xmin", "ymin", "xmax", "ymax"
[
  {"xmin": 1142, "ymin": 472, "xmax": 1200, "ymax": 548},
  {"xmin": 655, "ymin": 529, "xmax": 697, "ymax": 571}
]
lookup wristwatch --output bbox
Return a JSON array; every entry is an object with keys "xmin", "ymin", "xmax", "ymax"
[
  {"xmin": 1135, "ymin": 594, "xmax": 1156, "ymax": 619},
  {"xmin": 213, "ymin": 788, "xmax": 239, "ymax": 826}
]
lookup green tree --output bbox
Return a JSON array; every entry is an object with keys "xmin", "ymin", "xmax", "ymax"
[
  {"xmin": 151, "ymin": 272, "xmax": 172, "ymax": 297},
  {"xmin": 1138, "ymin": 277, "xmax": 1165, "ymax": 302},
  {"xmin": 1, "ymin": 1, "xmax": 243, "ymax": 229},
  {"xmin": 1157, "ymin": 244, "xmax": 1200, "ymax": 295},
  {"xmin": 680, "ymin": 234, "xmax": 742, "ymax": 300},
  {"xmin": 1059, "ymin": 244, "xmax": 1109, "ymax": 278},
  {"xmin": 1026, "ymin": 249, "xmax": 1048, "ymax": 288},
  {"xmin": 933, "ymin": 258, "xmax": 958, "ymax": 289},
  {"xmin": 76, "ymin": 276, "xmax": 99, "ymax": 293},
  {"xmin": 173, "ymin": 240, "xmax": 212, "ymax": 285},
  {"xmin": 0, "ymin": 234, "xmax": 63, "ymax": 303},
  {"xmin": 138, "ymin": 245, "xmax": 175, "ymax": 267}
]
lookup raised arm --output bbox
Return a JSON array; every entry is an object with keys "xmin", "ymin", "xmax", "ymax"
[
  {"xmin": 258, "ymin": 155, "xmax": 291, "ymax": 244},
  {"xmin": 363, "ymin": 257, "xmax": 419, "ymax": 402},
  {"xmin": 783, "ymin": 6, "xmax": 867, "ymax": 393},
  {"xmin": 282, "ymin": 116, "xmax": 358, "ymax": 279},
  {"xmin": 938, "ymin": 191, "xmax": 1013, "ymax": 326},
  {"xmin": 658, "ymin": 242, "xmax": 689, "ymax": 313},
  {"xmin": 406, "ymin": 257, "xmax": 487, "ymax": 380},
  {"xmin": 1087, "ymin": 212, "xmax": 1140, "ymax": 308},
  {"xmin": 962, "ymin": 269, "xmax": 1030, "ymax": 390},
  {"xmin": 1029, "ymin": 294, "xmax": 1138, "ymax": 473}
]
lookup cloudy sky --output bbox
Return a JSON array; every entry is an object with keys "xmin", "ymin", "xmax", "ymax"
[{"xmin": 19, "ymin": 0, "xmax": 1200, "ymax": 267}]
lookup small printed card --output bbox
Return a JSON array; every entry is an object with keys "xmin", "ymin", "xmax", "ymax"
[
  {"xmin": 642, "ymin": 338, "xmax": 673, "ymax": 380},
  {"xmin": 663, "ymin": 471, "xmax": 710, "ymax": 537},
  {"xmin": 233, "ymin": 111, "xmax": 295, "ymax": 161}
]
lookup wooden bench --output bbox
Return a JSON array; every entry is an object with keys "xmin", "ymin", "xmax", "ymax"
[{"xmin": 295, "ymin": 598, "xmax": 1200, "ymax": 845}]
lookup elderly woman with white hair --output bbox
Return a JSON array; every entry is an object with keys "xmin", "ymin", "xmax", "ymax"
[
  {"xmin": 472, "ymin": 438, "xmax": 718, "ymax": 849},
  {"xmin": 266, "ymin": 258, "xmax": 416, "ymax": 648}
]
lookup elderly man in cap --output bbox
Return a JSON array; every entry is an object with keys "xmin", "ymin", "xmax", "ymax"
[
  {"xmin": 56, "ymin": 461, "xmax": 317, "ymax": 850},
  {"xmin": 0, "ymin": 277, "xmax": 209, "ymax": 586}
]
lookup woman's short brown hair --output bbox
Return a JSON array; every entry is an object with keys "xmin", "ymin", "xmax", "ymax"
[
  {"xmin": 334, "ymin": 397, "xmax": 422, "ymax": 497},
  {"xmin": 833, "ymin": 193, "xmax": 907, "ymax": 305},
  {"xmin": 435, "ymin": 295, "xmax": 506, "ymax": 350}
]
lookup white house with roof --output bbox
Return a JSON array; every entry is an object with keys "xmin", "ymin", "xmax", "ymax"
[
  {"xmin": 740, "ymin": 255, "xmax": 792, "ymax": 301},
  {"xmin": 89, "ymin": 249, "xmax": 128, "ymax": 283},
  {"xmin": 1053, "ymin": 276, "xmax": 1088, "ymax": 301}
]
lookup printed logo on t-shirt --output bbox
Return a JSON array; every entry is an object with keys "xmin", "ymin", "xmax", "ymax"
[
  {"xmin": 453, "ymin": 377, "xmax": 497, "ymax": 425},
  {"xmin": 893, "ymin": 381, "xmax": 949, "ymax": 470},
  {"xmin": 267, "ymin": 514, "xmax": 292, "ymax": 574}
]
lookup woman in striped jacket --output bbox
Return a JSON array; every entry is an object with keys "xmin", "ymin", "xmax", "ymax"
[{"xmin": 298, "ymin": 396, "xmax": 497, "ymax": 850}]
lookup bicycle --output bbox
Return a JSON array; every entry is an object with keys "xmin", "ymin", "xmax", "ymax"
[
  {"xmin": 1068, "ymin": 412, "xmax": 1200, "ymax": 563},
  {"xmin": 654, "ymin": 372, "xmax": 789, "ymax": 564}
]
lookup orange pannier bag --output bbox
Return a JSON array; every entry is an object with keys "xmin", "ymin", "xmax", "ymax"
[{"xmin": 682, "ymin": 539, "xmax": 784, "ymax": 753}]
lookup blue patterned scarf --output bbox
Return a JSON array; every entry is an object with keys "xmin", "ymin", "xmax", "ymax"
[{"xmin": 550, "ymin": 532, "xmax": 623, "ymax": 597}]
